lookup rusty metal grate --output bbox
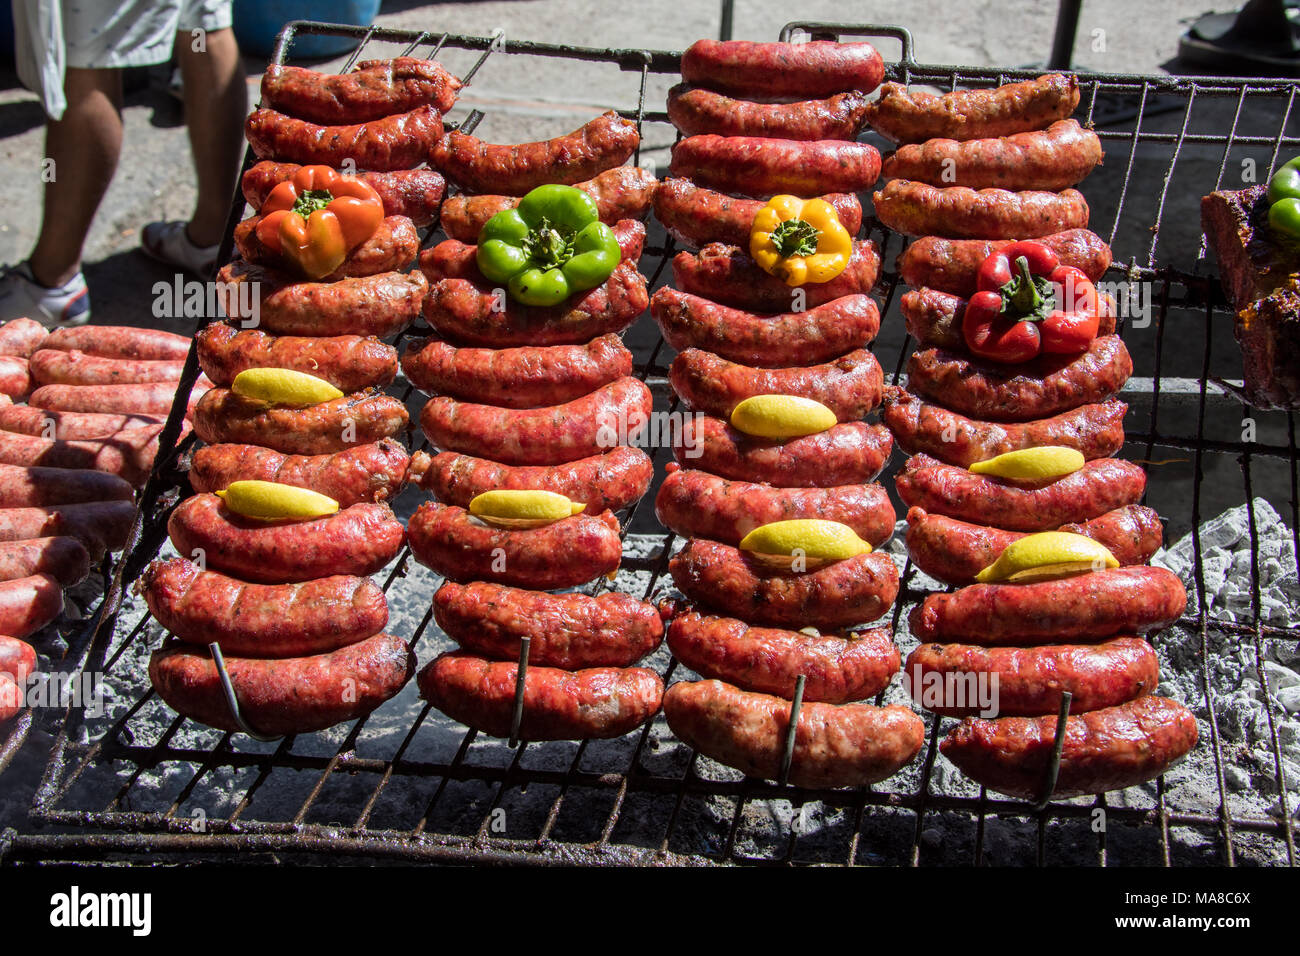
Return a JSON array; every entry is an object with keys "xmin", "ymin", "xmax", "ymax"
[{"xmin": 3, "ymin": 21, "xmax": 1298, "ymax": 867}]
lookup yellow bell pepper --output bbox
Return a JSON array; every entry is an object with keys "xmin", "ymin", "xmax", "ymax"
[{"xmin": 749, "ymin": 195, "xmax": 852, "ymax": 286}]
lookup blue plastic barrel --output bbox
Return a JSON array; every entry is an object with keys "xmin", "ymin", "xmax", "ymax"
[{"xmin": 233, "ymin": 0, "xmax": 382, "ymax": 60}]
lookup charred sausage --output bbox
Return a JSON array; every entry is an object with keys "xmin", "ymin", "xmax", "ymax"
[
  {"xmin": 245, "ymin": 104, "xmax": 443, "ymax": 171},
  {"xmin": 195, "ymin": 323, "xmax": 398, "ymax": 393},
  {"xmin": 192, "ymin": 389, "xmax": 408, "ymax": 456},
  {"xmin": 188, "ymin": 440, "xmax": 409, "ymax": 507},
  {"xmin": 667, "ymin": 85, "xmax": 871, "ymax": 140},
  {"xmin": 680, "ymin": 39, "xmax": 885, "ymax": 98},
  {"xmin": 669, "ymin": 135, "xmax": 881, "ymax": 198},
  {"xmin": 260, "ymin": 57, "xmax": 461, "ymax": 123},
  {"xmin": 881, "ymin": 120, "xmax": 1103, "ymax": 190},
  {"xmin": 864, "ymin": 74, "xmax": 1081, "ymax": 144},
  {"xmin": 874, "ymin": 180, "xmax": 1090, "ymax": 239}
]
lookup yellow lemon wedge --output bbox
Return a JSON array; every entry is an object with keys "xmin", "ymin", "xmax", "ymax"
[
  {"xmin": 469, "ymin": 490, "xmax": 585, "ymax": 529},
  {"xmin": 968, "ymin": 446, "xmax": 1086, "ymax": 482},
  {"xmin": 739, "ymin": 519, "xmax": 871, "ymax": 571},
  {"xmin": 231, "ymin": 368, "xmax": 344, "ymax": 407},
  {"xmin": 975, "ymin": 531, "xmax": 1120, "ymax": 584},
  {"xmin": 215, "ymin": 480, "xmax": 339, "ymax": 521},
  {"xmin": 730, "ymin": 394, "xmax": 836, "ymax": 440}
]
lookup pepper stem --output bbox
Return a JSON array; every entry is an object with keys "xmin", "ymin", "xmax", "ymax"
[
  {"xmin": 292, "ymin": 189, "xmax": 333, "ymax": 217},
  {"xmin": 1008, "ymin": 256, "xmax": 1043, "ymax": 314}
]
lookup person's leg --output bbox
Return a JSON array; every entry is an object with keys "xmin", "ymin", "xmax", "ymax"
[
  {"xmin": 176, "ymin": 26, "xmax": 245, "ymax": 247},
  {"xmin": 28, "ymin": 68, "xmax": 124, "ymax": 288}
]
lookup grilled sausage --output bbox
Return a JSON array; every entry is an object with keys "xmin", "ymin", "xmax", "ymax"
[
  {"xmin": 0, "ymin": 537, "xmax": 91, "ymax": 587},
  {"xmin": 0, "ymin": 573, "xmax": 63, "ymax": 638},
  {"xmin": 407, "ymin": 501, "xmax": 621, "ymax": 589},
  {"xmin": 882, "ymin": 120, "xmax": 1103, "ymax": 190},
  {"xmin": 0, "ymin": 425, "xmax": 184, "ymax": 487},
  {"xmin": 670, "ymin": 538, "xmax": 899, "ymax": 630},
  {"xmin": 0, "ymin": 672, "xmax": 21, "ymax": 722},
  {"xmin": 142, "ymin": 558, "xmax": 387, "ymax": 657},
  {"xmin": 43, "ymin": 325, "xmax": 190, "ymax": 361},
  {"xmin": 909, "ymin": 566, "xmax": 1187, "ymax": 644},
  {"xmin": 149, "ymin": 632, "xmax": 414, "ymax": 736},
  {"xmin": 652, "ymin": 178, "xmax": 862, "ymax": 249},
  {"xmin": 0, "ymin": 501, "xmax": 134, "ymax": 558},
  {"xmin": 28, "ymin": 382, "xmax": 207, "ymax": 417},
  {"xmin": 651, "ymin": 288, "xmax": 880, "ymax": 367},
  {"xmin": 0, "ymin": 356, "xmax": 30, "ymax": 399},
  {"xmin": 192, "ymin": 389, "xmax": 408, "ymax": 456},
  {"xmin": 900, "ymin": 286, "xmax": 1116, "ymax": 350},
  {"xmin": 245, "ymin": 104, "xmax": 443, "ymax": 171},
  {"xmin": 408, "ymin": 446, "xmax": 652, "ymax": 514},
  {"xmin": 672, "ymin": 241, "xmax": 879, "ymax": 312},
  {"xmin": 242, "ymin": 161, "xmax": 446, "ymax": 227},
  {"xmin": 0, "ymin": 405, "xmax": 166, "ymax": 440},
  {"xmin": 29, "ymin": 349, "xmax": 186, "ymax": 387},
  {"xmin": 677, "ymin": 416, "xmax": 893, "ymax": 488},
  {"xmin": 0, "ymin": 462, "xmax": 134, "ymax": 507},
  {"xmin": 671, "ymin": 348, "xmax": 882, "ymax": 422},
  {"xmin": 906, "ymin": 637, "xmax": 1159, "ymax": 717},
  {"xmin": 667, "ymin": 85, "xmax": 871, "ymax": 140},
  {"xmin": 260, "ymin": 57, "xmax": 461, "ymax": 123},
  {"xmin": 423, "ymin": 261, "xmax": 648, "ymax": 347},
  {"xmin": 167, "ymin": 494, "xmax": 405, "ymax": 584},
  {"xmin": 864, "ymin": 74, "xmax": 1081, "ymax": 144},
  {"xmin": 663, "ymin": 679, "xmax": 923, "ymax": 788},
  {"xmin": 189, "ymin": 440, "xmax": 409, "ymax": 507},
  {"xmin": 402, "ymin": 333, "xmax": 632, "ymax": 409},
  {"xmin": 419, "ymin": 652, "xmax": 663, "ymax": 741},
  {"xmin": 904, "ymin": 505, "xmax": 1164, "ymax": 587},
  {"xmin": 0, "ymin": 318, "xmax": 48, "ymax": 358},
  {"xmin": 680, "ymin": 39, "xmax": 885, "ymax": 98},
  {"xmin": 670, "ymin": 135, "xmax": 881, "ymax": 198},
  {"xmin": 940, "ymin": 695, "xmax": 1198, "ymax": 800},
  {"xmin": 434, "ymin": 581, "xmax": 664, "ymax": 668},
  {"xmin": 431, "ymin": 111, "xmax": 640, "ymax": 195},
  {"xmin": 0, "ymin": 635, "xmax": 36, "ymax": 684},
  {"xmin": 438, "ymin": 166, "xmax": 658, "ymax": 242},
  {"xmin": 215, "ymin": 262, "xmax": 426, "ymax": 338},
  {"xmin": 668, "ymin": 611, "xmax": 899, "ymax": 704},
  {"xmin": 896, "ymin": 453, "xmax": 1147, "ymax": 531},
  {"xmin": 419, "ymin": 376, "xmax": 651, "ymax": 466},
  {"xmin": 655, "ymin": 465, "xmax": 895, "ymax": 547},
  {"xmin": 882, "ymin": 389, "xmax": 1128, "ymax": 467},
  {"xmin": 874, "ymin": 180, "xmax": 1090, "ymax": 239},
  {"xmin": 196, "ymin": 323, "xmax": 398, "ymax": 393},
  {"xmin": 420, "ymin": 220, "xmax": 645, "ymax": 284},
  {"xmin": 898, "ymin": 229, "xmax": 1112, "ymax": 296},
  {"xmin": 234, "ymin": 214, "xmax": 419, "ymax": 280}
]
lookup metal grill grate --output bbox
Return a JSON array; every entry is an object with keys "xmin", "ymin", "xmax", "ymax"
[{"xmin": 4, "ymin": 21, "xmax": 1298, "ymax": 867}]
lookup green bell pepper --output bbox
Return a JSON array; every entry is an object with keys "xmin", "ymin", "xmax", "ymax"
[
  {"xmin": 476, "ymin": 184, "xmax": 621, "ymax": 307},
  {"xmin": 1266, "ymin": 157, "xmax": 1300, "ymax": 240}
]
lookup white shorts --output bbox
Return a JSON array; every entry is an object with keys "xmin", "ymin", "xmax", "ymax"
[{"xmin": 63, "ymin": 0, "xmax": 233, "ymax": 70}]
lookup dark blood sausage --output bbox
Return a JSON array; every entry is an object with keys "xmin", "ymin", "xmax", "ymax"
[
  {"xmin": 908, "ymin": 336, "xmax": 1133, "ymax": 423},
  {"xmin": 909, "ymin": 566, "xmax": 1188, "ymax": 644},
  {"xmin": 29, "ymin": 382, "xmax": 207, "ymax": 417},
  {"xmin": 874, "ymin": 180, "xmax": 1090, "ymax": 240},
  {"xmin": 896, "ymin": 453, "xmax": 1147, "ymax": 531},
  {"xmin": 0, "ymin": 425, "xmax": 185, "ymax": 487},
  {"xmin": 667, "ymin": 85, "xmax": 870, "ymax": 140},
  {"xmin": 882, "ymin": 389, "xmax": 1128, "ymax": 467},
  {"xmin": 44, "ymin": 325, "xmax": 190, "ymax": 361},
  {"xmin": 0, "ymin": 537, "xmax": 91, "ymax": 587},
  {"xmin": 0, "ymin": 635, "xmax": 36, "ymax": 684},
  {"xmin": 408, "ymin": 446, "xmax": 653, "ymax": 514},
  {"xmin": 673, "ymin": 241, "xmax": 879, "ymax": 313},
  {"xmin": 655, "ymin": 466, "xmax": 895, "ymax": 547},
  {"xmin": 670, "ymin": 135, "xmax": 881, "ymax": 198},
  {"xmin": 0, "ymin": 573, "xmax": 64, "ymax": 639},
  {"xmin": 904, "ymin": 505, "xmax": 1165, "ymax": 587},
  {"xmin": 189, "ymin": 440, "xmax": 410, "ymax": 507},
  {"xmin": 668, "ymin": 611, "xmax": 899, "ymax": 704},
  {"xmin": 408, "ymin": 501, "xmax": 621, "ymax": 589},
  {"xmin": 898, "ymin": 229, "xmax": 1112, "ymax": 297},
  {"xmin": 245, "ymin": 104, "xmax": 443, "ymax": 171},
  {"xmin": 881, "ymin": 120, "xmax": 1103, "ymax": 191},
  {"xmin": 0, "ymin": 318, "xmax": 48, "ymax": 358},
  {"xmin": 671, "ymin": 348, "xmax": 883, "ymax": 421},
  {"xmin": 419, "ymin": 376, "xmax": 652, "ymax": 466},
  {"xmin": 670, "ymin": 538, "xmax": 899, "ymax": 630},
  {"xmin": 431, "ymin": 111, "xmax": 640, "ymax": 195},
  {"xmin": 420, "ymin": 220, "xmax": 645, "ymax": 284},
  {"xmin": 0, "ymin": 405, "xmax": 166, "ymax": 440},
  {"xmin": 906, "ymin": 637, "xmax": 1159, "ymax": 718},
  {"xmin": 681, "ymin": 39, "xmax": 885, "ymax": 99},
  {"xmin": 196, "ymin": 323, "xmax": 398, "ymax": 393},
  {"xmin": 234, "ymin": 214, "xmax": 419, "ymax": 280},
  {"xmin": 149, "ymin": 632, "xmax": 414, "ymax": 736},
  {"xmin": 192, "ymin": 389, "xmax": 408, "ymax": 456},
  {"xmin": 0, "ymin": 462, "xmax": 133, "ymax": 508},
  {"xmin": 419, "ymin": 652, "xmax": 663, "ymax": 741},
  {"xmin": 653, "ymin": 178, "xmax": 862, "ymax": 249},
  {"xmin": 423, "ymin": 261, "xmax": 648, "ymax": 347},
  {"xmin": 434, "ymin": 581, "xmax": 664, "ymax": 668},
  {"xmin": 900, "ymin": 286, "xmax": 1116, "ymax": 350},
  {"xmin": 216, "ymin": 262, "xmax": 426, "ymax": 338},
  {"xmin": 0, "ymin": 502, "xmax": 134, "ymax": 559},
  {"xmin": 864, "ymin": 74, "xmax": 1081, "ymax": 144},
  {"xmin": 142, "ymin": 558, "xmax": 388, "ymax": 657},
  {"xmin": 651, "ymin": 288, "xmax": 879, "ymax": 367},
  {"xmin": 439, "ymin": 166, "xmax": 658, "ymax": 243},
  {"xmin": 402, "ymin": 333, "xmax": 632, "ymax": 409},
  {"xmin": 663, "ymin": 680, "xmax": 922, "ymax": 788},
  {"xmin": 677, "ymin": 416, "xmax": 893, "ymax": 488},
  {"xmin": 940, "ymin": 696, "xmax": 1199, "ymax": 800},
  {"xmin": 260, "ymin": 57, "xmax": 461, "ymax": 123},
  {"xmin": 167, "ymin": 494, "xmax": 406, "ymax": 584},
  {"xmin": 242, "ymin": 162, "xmax": 446, "ymax": 227},
  {"xmin": 28, "ymin": 350, "xmax": 184, "ymax": 387}
]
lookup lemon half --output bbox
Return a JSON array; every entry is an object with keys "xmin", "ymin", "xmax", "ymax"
[
  {"xmin": 469, "ymin": 489, "xmax": 585, "ymax": 529},
  {"xmin": 216, "ymin": 480, "xmax": 339, "ymax": 521},
  {"xmin": 739, "ymin": 519, "xmax": 870, "ymax": 571},
  {"xmin": 975, "ymin": 531, "xmax": 1119, "ymax": 584},
  {"xmin": 969, "ymin": 446, "xmax": 1085, "ymax": 483},
  {"xmin": 730, "ymin": 394, "xmax": 836, "ymax": 440},
  {"xmin": 231, "ymin": 368, "xmax": 343, "ymax": 407}
]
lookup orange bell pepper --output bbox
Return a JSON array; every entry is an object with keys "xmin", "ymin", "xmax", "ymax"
[{"xmin": 254, "ymin": 165, "xmax": 384, "ymax": 279}]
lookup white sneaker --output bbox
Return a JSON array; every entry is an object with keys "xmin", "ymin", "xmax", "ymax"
[
  {"xmin": 141, "ymin": 220, "xmax": 219, "ymax": 278},
  {"xmin": 0, "ymin": 263, "xmax": 90, "ymax": 327}
]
